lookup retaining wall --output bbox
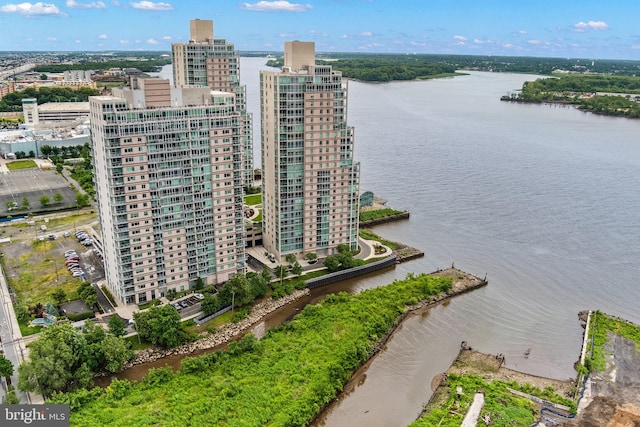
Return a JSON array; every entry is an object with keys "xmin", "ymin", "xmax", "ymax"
[{"xmin": 305, "ymin": 255, "xmax": 397, "ymax": 289}]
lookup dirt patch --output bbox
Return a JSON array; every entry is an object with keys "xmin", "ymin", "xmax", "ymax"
[
  {"xmin": 448, "ymin": 347, "xmax": 575, "ymax": 398},
  {"xmin": 566, "ymin": 333, "xmax": 640, "ymax": 426}
]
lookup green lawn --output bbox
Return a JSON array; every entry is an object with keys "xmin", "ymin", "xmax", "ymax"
[
  {"xmin": 6, "ymin": 159, "xmax": 38, "ymax": 170},
  {"xmin": 244, "ymin": 194, "xmax": 262, "ymax": 206}
]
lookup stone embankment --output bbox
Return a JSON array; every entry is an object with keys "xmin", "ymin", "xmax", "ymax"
[
  {"xmin": 393, "ymin": 245, "xmax": 424, "ymax": 263},
  {"xmin": 126, "ymin": 288, "xmax": 310, "ymax": 368}
]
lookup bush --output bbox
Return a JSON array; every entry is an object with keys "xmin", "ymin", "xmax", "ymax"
[{"xmin": 67, "ymin": 311, "xmax": 94, "ymax": 322}]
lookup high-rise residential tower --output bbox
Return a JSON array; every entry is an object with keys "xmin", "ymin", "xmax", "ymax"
[
  {"xmin": 260, "ymin": 41, "xmax": 360, "ymax": 261},
  {"xmin": 89, "ymin": 79, "xmax": 246, "ymax": 305},
  {"xmin": 172, "ymin": 19, "xmax": 253, "ymax": 189}
]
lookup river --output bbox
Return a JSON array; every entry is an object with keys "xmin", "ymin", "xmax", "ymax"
[{"xmin": 155, "ymin": 59, "xmax": 640, "ymax": 426}]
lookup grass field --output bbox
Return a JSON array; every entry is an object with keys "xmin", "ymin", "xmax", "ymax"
[
  {"xmin": 244, "ymin": 194, "xmax": 262, "ymax": 206},
  {"xmin": 6, "ymin": 160, "xmax": 38, "ymax": 170}
]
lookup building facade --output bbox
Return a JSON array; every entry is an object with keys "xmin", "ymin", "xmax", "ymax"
[
  {"xmin": 172, "ymin": 19, "xmax": 253, "ymax": 189},
  {"xmin": 260, "ymin": 41, "xmax": 360, "ymax": 261},
  {"xmin": 89, "ymin": 79, "xmax": 246, "ymax": 305}
]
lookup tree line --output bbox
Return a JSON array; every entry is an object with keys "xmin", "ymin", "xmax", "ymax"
[
  {"xmin": 0, "ymin": 86, "xmax": 100, "ymax": 112},
  {"xmin": 34, "ymin": 59, "xmax": 170, "ymax": 73},
  {"xmin": 503, "ymin": 74, "xmax": 640, "ymax": 118}
]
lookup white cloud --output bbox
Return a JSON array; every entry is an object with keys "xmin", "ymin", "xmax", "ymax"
[
  {"xmin": 0, "ymin": 2, "xmax": 67, "ymax": 16},
  {"xmin": 307, "ymin": 29, "xmax": 328, "ymax": 37},
  {"xmin": 119, "ymin": 39, "xmax": 129, "ymax": 44},
  {"xmin": 473, "ymin": 38, "xmax": 483, "ymax": 44},
  {"xmin": 574, "ymin": 20, "xmax": 608, "ymax": 32},
  {"xmin": 162, "ymin": 35, "xmax": 171, "ymax": 40},
  {"xmin": 98, "ymin": 33, "xmax": 107, "ymax": 39},
  {"xmin": 130, "ymin": 1, "xmax": 172, "ymax": 11},
  {"xmin": 453, "ymin": 35, "xmax": 467, "ymax": 41},
  {"xmin": 359, "ymin": 31, "xmax": 372, "ymax": 37},
  {"xmin": 278, "ymin": 33, "xmax": 295, "ymax": 38},
  {"xmin": 518, "ymin": 30, "xmax": 527, "ymax": 35},
  {"xmin": 147, "ymin": 38, "xmax": 158, "ymax": 44},
  {"xmin": 527, "ymin": 39, "xmax": 542, "ymax": 45},
  {"xmin": 66, "ymin": 0, "xmax": 106, "ymax": 9},
  {"xmin": 47, "ymin": 36, "xmax": 57, "ymax": 40},
  {"xmin": 239, "ymin": 1, "xmax": 313, "ymax": 12},
  {"xmin": 410, "ymin": 41, "xmax": 427, "ymax": 47},
  {"xmin": 632, "ymin": 45, "xmax": 640, "ymax": 50},
  {"xmin": 75, "ymin": 39, "xmax": 81, "ymax": 43}
]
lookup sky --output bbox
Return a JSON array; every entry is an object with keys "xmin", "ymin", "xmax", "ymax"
[{"xmin": 0, "ymin": 0, "xmax": 639, "ymax": 60}]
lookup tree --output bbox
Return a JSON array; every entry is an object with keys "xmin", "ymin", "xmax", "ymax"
[
  {"xmin": 40, "ymin": 74, "xmax": 48, "ymax": 80},
  {"xmin": 40, "ymin": 195, "xmax": 50, "ymax": 207},
  {"xmin": 18, "ymin": 323, "xmax": 93, "ymax": 396},
  {"xmin": 0, "ymin": 355, "xmax": 14, "ymax": 384},
  {"xmin": 323, "ymin": 256, "xmax": 340, "ymax": 273},
  {"xmin": 100, "ymin": 334, "xmax": 133, "ymax": 373},
  {"xmin": 291, "ymin": 261, "xmax": 303, "ymax": 276},
  {"xmin": 247, "ymin": 271, "xmax": 268, "ymax": 300},
  {"xmin": 275, "ymin": 265, "xmax": 288, "ymax": 283},
  {"xmin": 21, "ymin": 197, "xmax": 29, "ymax": 210},
  {"xmin": 51, "ymin": 288, "xmax": 66, "ymax": 305},
  {"xmin": 285, "ymin": 253, "xmax": 297, "ymax": 265},
  {"xmin": 107, "ymin": 315, "xmax": 127, "ymax": 338},
  {"xmin": 219, "ymin": 274, "xmax": 252, "ymax": 311},
  {"xmin": 53, "ymin": 192, "xmax": 64, "ymax": 204},
  {"xmin": 201, "ymin": 294, "xmax": 223, "ymax": 316},
  {"xmin": 56, "ymin": 163, "xmax": 63, "ymax": 173},
  {"xmin": 133, "ymin": 305, "xmax": 187, "ymax": 349},
  {"xmin": 28, "ymin": 151, "xmax": 35, "ymax": 158},
  {"xmin": 304, "ymin": 252, "xmax": 317, "ymax": 261},
  {"xmin": 76, "ymin": 192, "xmax": 90, "ymax": 208},
  {"xmin": 195, "ymin": 277, "xmax": 204, "ymax": 290}
]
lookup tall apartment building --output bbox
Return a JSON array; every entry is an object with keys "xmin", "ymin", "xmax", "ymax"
[
  {"xmin": 172, "ymin": 19, "xmax": 253, "ymax": 188},
  {"xmin": 260, "ymin": 41, "xmax": 360, "ymax": 261},
  {"xmin": 89, "ymin": 79, "xmax": 246, "ymax": 305}
]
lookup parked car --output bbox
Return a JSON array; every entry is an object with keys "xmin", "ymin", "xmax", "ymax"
[
  {"xmin": 172, "ymin": 303, "xmax": 182, "ymax": 310},
  {"xmin": 72, "ymin": 271, "xmax": 85, "ymax": 277},
  {"xmin": 64, "ymin": 250, "xmax": 77, "ymax": 257},
  {"xmin": 179, "ymin": 301, "xmax": 189, "ymax": 308},
  {"xmin": 48, "ymin": 234, "xmax": 56, "ymax": 240},
  {"xmin": 63, "ymin": 232, "xmax": 71, "ymax": 238},
  {"xmin": 40, "ymin": 225, "xmax": 47, "ymax": 231},
  {"xmin": 194, "ymin": 293, "xmax": 204, "ymax": 300}
]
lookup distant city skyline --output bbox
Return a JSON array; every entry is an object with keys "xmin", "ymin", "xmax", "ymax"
[{"xmin": 0, "ymin": 1, "xmax": 639, "ymax": 60}]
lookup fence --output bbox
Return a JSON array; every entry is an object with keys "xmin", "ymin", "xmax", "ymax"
[{"xmin": 305, "ymin": 255, "xmax": 397, "ymax": 289}]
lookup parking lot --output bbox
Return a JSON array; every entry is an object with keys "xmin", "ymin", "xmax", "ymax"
[{"xmin": 171, "ymin": 294, "xmax": 204, "ymax": 317}]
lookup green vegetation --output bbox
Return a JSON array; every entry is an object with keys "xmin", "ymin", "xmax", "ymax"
[
  {"xmin": 412, "ymin": 374, "xmax": 575, "ymax": 427},
  {"xmin": 359, "ymin": 208, "xmax": 405, "ymax": 223},
  {"xmin": 268, "ymin": 53, "xmax": 640, "ymax": 82},
  {"xmin": 0, "ymin": 87, "xmax": 100, "ymax": 112},
  {"xmin": 359, "ymin": 229, "xmax": 402, "ymax": 250},
  {"xmin": 133, "ymin": 305, "xmax": 190, "ymax": 349},
  {"xmin": 34, "ymin": 59, "xmax": 170, "ymax": 73},
  {"xmin": 54, "ymin": 273, "xmax": 452, "ymax": 426},
  {"xmin": 6, "ymin": 159, "xmax": 37, "ymax": 170},
  {"xmin": 504, "ymin": 75, "xmax": 640, "ymax": 118},
  {"xmin": 323, "ymin": 244, "xmax": 364, "ymax": 273},
  {"xmin": 586, "ymin": 311, "xmax": 640, "ymax": 373},
  {"xmin": 244, "ymin": 194, "xmax": 262, "ymax": 205},
  {"xmin": 17, "ymin": 322, "xmax": 133, "ymax": 397}
]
